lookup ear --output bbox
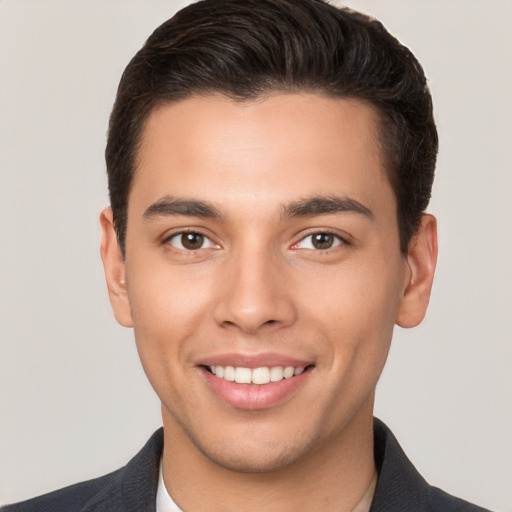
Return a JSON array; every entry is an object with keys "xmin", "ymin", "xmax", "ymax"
[
  {"xmin": 395, "ymin": 214, "xmax": 438, "ymax": 328},
  {"xmin": 99, "ymin": 207, "xmax": 133, "ymax": 328}
]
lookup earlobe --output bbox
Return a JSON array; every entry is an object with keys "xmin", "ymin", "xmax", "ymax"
[
  {"xmin": 99, "ymin": 207, "xmax": 133, "ymax": 328},
  {"xmin": 395, "ymin": 214, "xmax": 438, "ymax": 328}
]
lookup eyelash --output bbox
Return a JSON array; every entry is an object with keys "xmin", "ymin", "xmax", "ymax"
[
  {"xmin": 292, "ymin": 231, "xmax": 349, "ymax": 251},
  {"xmin": 163, "ymin": 230, "xmax": 218, "ymax": 251},
  {"xmin": 163, "ymin": 229, "xmax": 349, "ymax": 254}
]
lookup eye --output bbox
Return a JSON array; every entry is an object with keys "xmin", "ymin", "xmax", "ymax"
[
  {"xmin": 294, "ymin": 232, "xmax": 344, "ymax": 250},
  {"xmin": 166, "ymin": 232, "xmax": 218, "ymax": 251}
]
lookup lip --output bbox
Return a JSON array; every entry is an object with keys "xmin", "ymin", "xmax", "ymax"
[
  {"xmin": 197, "ymin": 353, "xmax": 314, "ymax": 411},
  {"xmin": 197, "ymin": 352, "xmax": 312, "ymax": 369}
]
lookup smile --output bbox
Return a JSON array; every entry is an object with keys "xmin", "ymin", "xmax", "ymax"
[
  {"xmin": 208, "ymin": 365, "xmax": 305, "ymax": 385},
  {"xmin": 199, "ymin": 355, "xmax": 314, "ymax": 410}
]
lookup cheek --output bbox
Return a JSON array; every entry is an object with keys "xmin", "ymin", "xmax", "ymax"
[
  {"xmin": 303, "ymin": 255, "xmax": 405, "ymax": 359},
  {"xmin": 125, "ymin": 272, "xmax": 210, "ymax": 416},
  {"xmin": 124, "ymin": 261, "xmax": 215, "ymax": 378},
  {"xmin": 127, "ymin": 256, "xmax": 213, "ymax": 328}
]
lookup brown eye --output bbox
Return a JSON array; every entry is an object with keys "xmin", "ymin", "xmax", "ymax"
[
  {"xmin": 181, "ymin": 233, "xmax": 204, "ymax": 250},
  {"xmin": 311, "ymin": 233, "xmax": 335, "ymax": 250},
  {"xmin": 168, "ymin": 232, "xmax": 215, "ymax": 251},
  {"xmin": 294, "ymin": 232, "xmax": 343, "ymax": 251}
]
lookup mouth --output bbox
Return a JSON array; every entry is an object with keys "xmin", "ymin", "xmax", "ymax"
[
  {"xmin": 204, "ymin": 364, "xmax": 309, "ymax": 385},
  {"xmin": 199, "ymin": 361, "xmax": 314, "ymax": 410}
]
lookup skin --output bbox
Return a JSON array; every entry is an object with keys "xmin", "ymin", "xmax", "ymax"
[{"xmin": 100, "ymin": 93, "xmax": 437, "ymax": 511}]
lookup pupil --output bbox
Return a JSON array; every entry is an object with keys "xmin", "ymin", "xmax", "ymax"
[
  {"xmin": 182, "ymin": 233, "xmax": 204, "ymax": 250},
  {"xmin": 312, "ymin": 233, "xmax": 333, "ymax": 250}
]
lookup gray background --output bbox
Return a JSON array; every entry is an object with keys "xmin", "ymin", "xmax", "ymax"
[{"xmin": 0, "ymin": 1, "xmax": 510, "ymax": 510}]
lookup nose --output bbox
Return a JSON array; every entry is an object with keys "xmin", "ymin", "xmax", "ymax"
[{"xmin": 213, "ymin": 246, "xmax": 297, "ymax": 335}]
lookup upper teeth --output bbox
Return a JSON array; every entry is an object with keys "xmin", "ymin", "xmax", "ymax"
[{"xmin": 209, "ymin": 365, "xmax": 305, "ymax": 385}]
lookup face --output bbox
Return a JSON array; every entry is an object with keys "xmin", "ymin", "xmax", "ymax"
[{"xmin": 101, "ymin": 93, "xmax": 436, "ymax": 473}]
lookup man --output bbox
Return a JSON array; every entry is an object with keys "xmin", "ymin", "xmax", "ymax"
[{"xmin": 1, "ymin": 1, "xmax": 493, "ymax": 511}]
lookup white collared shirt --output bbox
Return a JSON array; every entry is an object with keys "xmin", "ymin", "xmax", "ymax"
[{"xmin": 156, "ymin": 461, "xmax": 183, "ymax": 512}]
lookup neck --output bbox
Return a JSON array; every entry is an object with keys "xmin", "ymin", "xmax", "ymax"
[{"xmin": 161, "ymin": 399, "xmax": 377, "ymax": 512}]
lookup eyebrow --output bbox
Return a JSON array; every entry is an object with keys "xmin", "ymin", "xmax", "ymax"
[
  {"xmin": 282, "ymin": 196, "xmax": 374, "ymax": 220},
  {"xmin": 142, "ymin": 194, "xmax": 374, "ymax": 222},
  {"xmin": 143, "ymin": 195, "xmax": 223, "ymax": 220}
]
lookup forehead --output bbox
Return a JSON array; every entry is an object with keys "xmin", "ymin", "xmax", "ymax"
[{"xmin": 131, "ymin": 93, "xmax": 394, "ymax": 218}]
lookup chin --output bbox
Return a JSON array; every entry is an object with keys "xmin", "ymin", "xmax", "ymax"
[
  {"xmin": 202, "ymin": 441, "xmax": 306, "ymax": 474},
  {"xmin": 188, "ymin": 426, "xmax": 318, "ymax": 474}
]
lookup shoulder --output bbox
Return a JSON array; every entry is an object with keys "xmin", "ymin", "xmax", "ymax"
[
  {"xmin": 0, "ymin": 469, "xmax": 123, "ymax": 512},
  {"xmin": 1, "ymin": 428, "xmax": 164, "ymax": 512},
  {"xmin": 372, "ymin": 418, "xmax": 494, "ymax": 512},
  {"xmin": 427, "ymin": 486, "xmax": 493, "ymax": 512}
]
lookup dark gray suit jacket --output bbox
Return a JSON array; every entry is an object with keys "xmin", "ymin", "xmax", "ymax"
[{"xmin": 1, "ymin": 418, "xmax": 492, "ymax": 511}]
